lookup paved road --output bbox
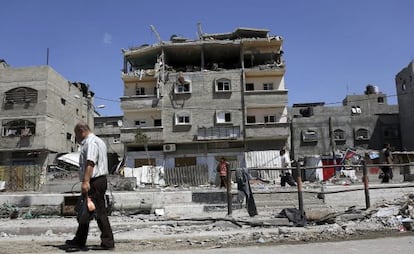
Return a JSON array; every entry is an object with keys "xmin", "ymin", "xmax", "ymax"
[
  {"xmin": 135, "ymin": 236, "xmax": 414, "ymax": 254},
  {"xmin": 1, "ymin": 235, "xmax": 413, "ymax": 254}
]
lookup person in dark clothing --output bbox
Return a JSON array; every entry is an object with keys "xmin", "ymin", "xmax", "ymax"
[
  {"xmin": 65, "ymin": 122, "xmax": 114, "ymax": 251},
  {"xmin": 379, "ymin": 143, "xmax": 393, "ymax": 183}
]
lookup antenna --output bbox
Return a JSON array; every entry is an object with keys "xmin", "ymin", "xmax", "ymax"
[
  {"xmin": 46, "ymin": 48, "xmax": 49, "ymax": 65},
  {"xmin": 150, "ymin": 25, "xmax": 162, "ymax": 44}
]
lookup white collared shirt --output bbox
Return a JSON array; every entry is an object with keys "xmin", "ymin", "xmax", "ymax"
[{"xmin": 79, "ymin": 133, "xmax": 108, "ymax": 182}]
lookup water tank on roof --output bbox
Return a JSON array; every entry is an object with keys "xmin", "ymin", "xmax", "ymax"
[
  {"xmin": 365, "ymin": 85, "xmax": 375, "ymax": 94},
  {"xmin": 299, "ymin": 107, "xmax": 314, "ymax": 117},
  {"xmin": 373, "ymin": 86, "xmax": 379, "ymax": 94}
]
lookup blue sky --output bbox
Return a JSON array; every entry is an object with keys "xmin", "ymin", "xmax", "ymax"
[{"xmin": 1, "ymin": 0, "xmax": 413, "ymax": 116}]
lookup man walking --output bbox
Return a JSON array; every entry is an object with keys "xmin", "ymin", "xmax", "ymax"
[{"xmin": 66, "ymin": 122, "xmax": 114, "ymax": 250}]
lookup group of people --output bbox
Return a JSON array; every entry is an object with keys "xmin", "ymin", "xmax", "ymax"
[{"xmin": 216, "ymin": 148, "xmax": 296, "ymax": 189}]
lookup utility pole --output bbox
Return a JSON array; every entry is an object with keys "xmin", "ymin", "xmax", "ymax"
[{"xmin": 329, "ymin": 116, "xmax": 337, "ymax": 176}]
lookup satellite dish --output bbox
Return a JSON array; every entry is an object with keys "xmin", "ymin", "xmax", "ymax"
[{"xmin": 117, "ymin": 120, "xmax": 123, "ymax": 127}]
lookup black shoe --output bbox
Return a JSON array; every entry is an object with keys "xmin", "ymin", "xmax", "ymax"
[{"xmin": 65, "ymin": 239, "xmax": 85, "ymax": 248}]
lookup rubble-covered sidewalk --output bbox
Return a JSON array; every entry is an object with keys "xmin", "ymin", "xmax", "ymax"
[{"xmin": 0, "ymin": 192, "xmax": 413, "ymax": 252}]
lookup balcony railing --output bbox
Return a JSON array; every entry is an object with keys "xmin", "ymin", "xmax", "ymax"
[
  {"xmin": 196, "ymin": 126, "xmax": 241, "ymax": 141},
  {"xmin": 245, "ymin": 123, "xmax": 289, "ymax": 139},
  {"xmin": 120, "ymin": 95, "xmax": 160, "ymax": 110},
  {"xmin": 120, "ymin": 127, "xmax": 163, "ymax": 143}
]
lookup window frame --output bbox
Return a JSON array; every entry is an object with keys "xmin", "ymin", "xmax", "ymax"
[
  {"xmin": 264, "ymin": 115, "xmax": 277, "ymax": 123},
  {"xmin": 302, "ymin": 129, "xmax": 318, "ymax": 143},
  {"xmin": 245, "ymin": 83, "xmax": 255, "ymax": 91},
  {"xmin": 174, "ymin": 81, "xmax": 192, "ymax": 94},
  {"xmin": 355, "ymin": 128, "xmax": 369, "ymax": 141},
  {"xmin": 216, "ymin": 111, "xmax": 232, "ymax": 124},
  {"xmin": 175, "ymin": 112, "xmax": 191, "ymax": 125},
  {"xmin": 215, "ymin": 78, "xmax": 231, "ymax": 92},
  {"xmin": 263, "ymin": 83, "xmax": 274, "ymax": 91},
  {"xmin": 333, "ymin": 129, "xmax": 346, "ymax": 141},
  {"xmin": 246, "ymin": 115, "xmax": 256, "ymax": 124}
]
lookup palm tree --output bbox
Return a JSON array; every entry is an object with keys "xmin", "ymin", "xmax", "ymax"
[{"xmin": 134, "ymin": 128, "xmax": 151, "ymax": 166}]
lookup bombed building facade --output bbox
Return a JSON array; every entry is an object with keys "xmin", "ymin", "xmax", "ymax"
[
  {"xmin": 0, "ymin": 62, "xmax": 94, "ymax": 190},
  {"xmin": 120, "ymin": 28, "xmax": 289, "ymax": 180}
]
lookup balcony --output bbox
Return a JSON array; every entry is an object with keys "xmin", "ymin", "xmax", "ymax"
[
  {"xmin": 245, "ymin": 123, "xmax": 289, "ymax": 139},
  {"xmin": 196, "ymin": 126, "xmax": 241, "ymax": 141},
  {"xmin": 0, "ymin": 135, "xmax": 43, "ymax": 150},
  {"xmin": 120, "ymin": 95, "xmax": 160, "ymax": 111},
  {"xmin": 94, "ymin": 126, "xmax": 120, "ymax": 136},
  {"xmin": 244, "ymin": 65, "xmax": 285, "ymax": 77},
  {"xmin": 120, "ymin": 127, "xmax": 163, "ymax": 144},
  {"xmin": 244, "ymin": 90, "xmax": 288, "ymax": 106},
  {"xmin": 121, "ymin": 70, "xmax": 157, "ymax": 82}
]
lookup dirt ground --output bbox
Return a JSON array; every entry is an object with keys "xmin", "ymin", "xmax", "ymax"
[{"xmin": 0, "ymin": 216, "xmax": 412, "ymax": 254}]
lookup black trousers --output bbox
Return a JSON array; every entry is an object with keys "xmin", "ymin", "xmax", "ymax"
[
  {"xmin": 74, "ymin": 175, "xmax": 114, "ymax": 248},
  {"xmin": 381, "ymin": 166, "xmax": 392, "ymax": 183},
  {"xmin": 219, "ymin": 176, "xmax": 227, "ymax": 188}
]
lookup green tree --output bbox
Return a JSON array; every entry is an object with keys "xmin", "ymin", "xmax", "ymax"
[{"xmin": 134, "ymin": 129, "xmax": 151, "ymax": 166}]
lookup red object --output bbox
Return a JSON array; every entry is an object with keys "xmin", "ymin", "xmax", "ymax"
[
  {"xmin": 344, "ymin": 150, "xmax": 357, "ymax": 159},
  {"xmin": 369, "ymin": 167, "xmax": 380, "ymax": 174},
  {"xmin": 322, "ymin": 158, "xmax": 342, "ymax": 180}
]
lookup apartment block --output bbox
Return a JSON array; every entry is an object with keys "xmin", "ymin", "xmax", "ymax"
[
  {"xmin": 395, "ymin": 61, "xmax": 414, "ymax": 151},
  {"xmin": 0, "ymin": 61, "xmax": 94, "ymax": 190},
  {"xmin": 120, "ymin": 28, "xmax": 289, "ymax": 181},
  {"xmin": 290, "ymin": 85, "xmax": 400, "ymax": 160}
]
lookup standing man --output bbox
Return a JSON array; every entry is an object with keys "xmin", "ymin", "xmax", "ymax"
[
  {"xmin": 66, "ymin": 122, "xmax": 114, "ymax": 250},
  {"xmin": 379, "ymin": 143, "xmax": 393, "ymax": 183},
  {"xmin": 280, "ymin": 149, "xmax": 296, "ymax": 187},
  {"xmin": 216, "ymin": 157, "xmax": 229, "ymax": 189}
]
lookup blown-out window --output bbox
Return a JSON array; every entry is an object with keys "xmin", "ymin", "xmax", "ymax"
[
  {"xmin": 355, "ymin": 128, "xmax": 369, "ymax": 140},
  {"xmin": 2, "ymin": 119, "xmax": 36, "ymax": 137},
  {"xmin": 333, "ymin": 129, "xmax": 346, "ymax": 141},
  {"xmin": 5, "ymin": 87, "xmax": 38, "ymax": 104}
]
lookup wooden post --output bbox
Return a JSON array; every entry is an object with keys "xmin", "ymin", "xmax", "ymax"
[
  {"xmin": 296, "ymin": 162, "xmax": 304, "ymax": 213},
  {"xmin": 226, "ymin": 166, "xmax": 232, "ymax": 216},
  {"xmin": 362, "ymin": 160, "xmax": 370, "ymax": 209}
]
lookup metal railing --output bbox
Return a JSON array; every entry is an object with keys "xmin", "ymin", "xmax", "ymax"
[{"xmin": 224, "ymin": 161, "xmax": 414, "ymax": 216}]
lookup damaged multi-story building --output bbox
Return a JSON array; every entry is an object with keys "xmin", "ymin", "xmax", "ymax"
[
  {"xmin": 0, "ymin": 60, "xmax": 94, "ymax": 190},
  {"xmin": 120, "ymin": 27, "xmax": 289, "ymax": 181}
]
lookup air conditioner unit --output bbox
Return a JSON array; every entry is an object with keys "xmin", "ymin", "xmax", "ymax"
[{"xmin": 163, "ymin": 144, "xmax": 176, "ymax": 152}]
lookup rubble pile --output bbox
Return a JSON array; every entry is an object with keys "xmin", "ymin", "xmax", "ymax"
[{"xmin": 315, "ymin": 193, "xmax": 414, "ymax": 232}]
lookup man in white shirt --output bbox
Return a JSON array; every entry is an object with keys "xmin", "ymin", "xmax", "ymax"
[{"xmin": 66, "ymin": 122, "xmax": 114, "ymax": 250}]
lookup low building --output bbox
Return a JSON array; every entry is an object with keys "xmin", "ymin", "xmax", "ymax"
[
  {"xmin": 0, "ymin": 61, "xmax": 94, "ymax": 190},
  {"xmin": 290, "ymin": 85, "xmax": 400, "ymax": 161}
]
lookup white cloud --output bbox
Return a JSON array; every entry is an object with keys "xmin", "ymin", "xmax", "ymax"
[{"xmin": 103, "ymin": 32, "xmax": 112, "ymax": 45}]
